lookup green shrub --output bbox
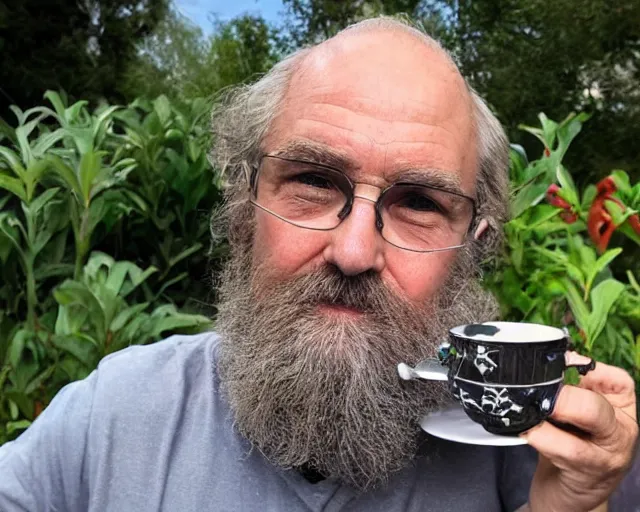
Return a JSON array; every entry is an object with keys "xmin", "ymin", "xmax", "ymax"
[
  {"xmin": 0, "ymin": 92, "xmax": 216, "ymax": 444},
  {"xmin": 486, "ymin": 113, "xmax": 639, "ymax": 382}
]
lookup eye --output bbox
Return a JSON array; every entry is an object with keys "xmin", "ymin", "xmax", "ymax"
[
  {"xmin": 293, "ymin": 172, "xmax": 335, "ymax": 189},
  {"xmin": 399, "ymin": 192, "xmax": 442, "ymax": 212}
]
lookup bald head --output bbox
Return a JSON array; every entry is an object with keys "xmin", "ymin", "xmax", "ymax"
[{"xmin": 265, "ymin": 22, "xmax": 478, "ymax": 195}]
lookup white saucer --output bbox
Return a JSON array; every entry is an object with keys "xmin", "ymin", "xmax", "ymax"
[{"xmin": 420, "ymin": 406, "xmax": 528, "ymax": 446}]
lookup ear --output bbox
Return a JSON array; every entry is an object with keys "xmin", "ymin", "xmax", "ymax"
[{"xmin": 473, "ymin": 218, "xmax": 490, "ymax": 240}]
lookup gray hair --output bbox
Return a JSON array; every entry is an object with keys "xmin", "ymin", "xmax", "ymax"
[{"xmin": 210, "ymin": 16, "xmax": 509, "ymax": 263}]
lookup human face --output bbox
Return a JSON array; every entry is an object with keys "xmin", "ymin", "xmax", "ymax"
[{"xmin": 255, "ymin": 30, "xmax": 479, "ymax": 309}]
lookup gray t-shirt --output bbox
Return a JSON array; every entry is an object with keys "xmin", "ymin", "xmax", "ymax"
[{"xmin": 0, "ymin": 333, "xmax": 578, "ymax": 511}]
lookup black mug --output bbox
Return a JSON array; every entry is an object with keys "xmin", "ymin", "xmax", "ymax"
[{"xmin": 441, "ymin": 322, "xmax": 595, "ymax": 435}]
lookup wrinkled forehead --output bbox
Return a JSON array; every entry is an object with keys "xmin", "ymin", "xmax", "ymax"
[{"xmin": 263, "ymin": 28, "xmax": 478, "ymax": 192}]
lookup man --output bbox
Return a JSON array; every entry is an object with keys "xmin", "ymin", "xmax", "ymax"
[{"xmin": 0, "ymin": 16, "xmax": 637, "ymax": 512}]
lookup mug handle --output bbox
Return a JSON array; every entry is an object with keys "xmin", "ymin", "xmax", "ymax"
[
  {"xmin": 565, "ymin": 354, "xmax": 596, "ymax": 376},
  {"xmin": 567, "ymin": 358, "xmax": 596, "ymax": 375},
  {"xmin": 563, "ymin": 330, "xmax": 597, "ymax": 376}
]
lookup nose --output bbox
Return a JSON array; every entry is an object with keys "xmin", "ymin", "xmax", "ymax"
[{"xmin": 322, "ymin": 196, "xmax": 386, "ymax": 276}]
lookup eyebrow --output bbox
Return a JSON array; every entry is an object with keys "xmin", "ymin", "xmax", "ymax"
[
  {"xmin": 387, "ymin": 168, "xmax": 471, "ymax": 199},
  {"xmin": 272, "ymin": 140, "xmax": 358, "ymax": 173},
  {"xmin": 271, "ymin": 139, "xmax": 472, "ymax": 199}
]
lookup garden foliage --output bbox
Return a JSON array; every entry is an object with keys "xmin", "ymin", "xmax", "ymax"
[
  {"xmin": 486, "ymin": 113, "xmax": 640, "ymax": 381},
  {"xmin": 0, "ymin": 94, "xmax": 638, "ymax": 446},
  {"xmin": 0, "ymin": 92, "xmax": 217, "ymax": 444}
]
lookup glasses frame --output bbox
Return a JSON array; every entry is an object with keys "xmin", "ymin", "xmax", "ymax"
[{"xmin": 249, "ymin": 154, "xmax": 478, "ymax": 254}]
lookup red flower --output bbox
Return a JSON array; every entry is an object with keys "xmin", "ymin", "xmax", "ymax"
[
  {"xmin": 560, "ymin": 211, "xmax": 578, "ymax": 224},
  {"xmin": 586, "ymin": 177, "xmax": 640, "ymax": 252},
  {"xmin": 546, "ymin": 184, "xmax": 576, "ymax": 224}
]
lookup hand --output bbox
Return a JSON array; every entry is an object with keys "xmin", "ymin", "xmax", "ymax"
[{"xmin": 521, "ymin": 355, "xmax": 638, "ymax": 512}]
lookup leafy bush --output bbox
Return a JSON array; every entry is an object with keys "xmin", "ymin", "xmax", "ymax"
[
  {"xmin": 486, "ymin": 113, "xmax": 639, "ymax": 382},
  {"xmin": 0, "ymin": 92, "xmax": 216, "ymax": 444}
]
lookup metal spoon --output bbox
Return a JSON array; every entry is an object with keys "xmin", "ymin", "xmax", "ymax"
[{"xmin": 397, "ymin": 359, "xmax": 449, "ymax": 381}]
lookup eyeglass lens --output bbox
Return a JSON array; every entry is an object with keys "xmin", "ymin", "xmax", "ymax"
[{"xmin": 253, "ymin": 156, "xmax": 474, "ymax": 252}]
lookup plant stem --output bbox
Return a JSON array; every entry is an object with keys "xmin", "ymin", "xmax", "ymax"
[
  {"xmin": 74, "ymin": 209, "xmax": 90, "ymax": 280},
  {"xmin": 25, "ymin": 258, "xmax": 37, "ymax": 330},
  {"xmin": 24, "ymin": 208, "xmax": 37, "ymax": 331}
]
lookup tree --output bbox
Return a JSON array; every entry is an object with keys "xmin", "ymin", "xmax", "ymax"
[
  {"xmin": 0, "ymin": 0, "xmax": 168, "ymax": 114},
  {"xmin": 127, "ymin": 11, "xmax": 278, "ymax": 101},
  {"xmin": 441, "ymin": 0, "xmax": 640, "ymax": 183},
  {"xmin": 282, "ymin": 0, "xmax": 425, "ymax": 47}
]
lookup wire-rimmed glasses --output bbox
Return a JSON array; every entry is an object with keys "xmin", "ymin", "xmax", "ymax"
[{"xmin": 249, "ymin": 155, "xmax": 477, "ymax": 253}]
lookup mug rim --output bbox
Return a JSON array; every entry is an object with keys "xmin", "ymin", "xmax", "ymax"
[
  {"xmin": 452, "ymin": 375, "xmax": 564, "ymax": 388},
  {"xmin": 449, "ymin": 321, "xmax": 565, "ymax": 344}
]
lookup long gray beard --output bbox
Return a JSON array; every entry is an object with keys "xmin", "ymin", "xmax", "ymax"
[{"xmin": 215, "ymin": 231, "xmax": 498, "ymax": 491}]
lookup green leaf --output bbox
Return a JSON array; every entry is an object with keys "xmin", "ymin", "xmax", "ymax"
[
  {"xmin": 29, "ymin": 187, "xmax": 59, "ymax": 217},
  {"xmin": 64, "ymin": 100, "xmax": 89, "ymax": 124},
  {"xmin": 581, "ymin": 184, "xmax": 597, "ymax": 211},
  {"xmin": 168, "ymin": 242, "xmax": 203, "ymax": 268},
  {"xmin": 46, "ymin": 155, "xmax": 82, "ymax": 199},
  {"xmin": 66, "ymin": 127, "xmax": 94, "ymax": 154},
  {"xmin": 79, "ymin": 151, "xmax": 102, "ymax": 205},
  {"xmin": 154, "ymin": 272, "xmax": 190, "ymax": 299},
  {"xmin": 8, "ymin": 329, "xmax": 29, "ymax": 367},
  {"xmin": 24, "ymin": 365, "xmax": 56, "ymax": 394},
  {"xmin": 555, "ymin": 165, "xmax": 578, "ymax": 206},
  {"xmin": 524, "ymin": 204, "xmax": 561, "ymax": 229},
  {"xmin": 93, "ymin": 106, "xmax": 120, "ymax": 141},
  {"xmin": 9, "ymin": 400, "xmax": 19, "ymax": 420},
  {"xmin": 54, "ymin": 280, "xmax": 107, "ymax": 336},
  {"xmin": 15, "ymin": 112, "xmax": 49, "ymax": 165},
  {"xmin": 44, "ymin": 90, "xmax": 67, "ymax": 119},
  {"xmin": 34, "ymin": 263, "xmax": 74, "ymax": 281},
  {"xmin": 561, "ymin": 278, "xmax": 590, "ymax": 331},
  {"xmin": 32, "ymin": 129, "xmax": 65, "ymax": 157},
  {"xmin": 110, "ymin": 303, "xmax": 149, "ymax": 333},
  {"xmin": 509, "ymin": 144, "xmax": 528, "ymax": 169},
  {"xmin": 610, "ymin": 170, "xmax": 631, "ymax": 195},
  {"xmin": 0, "ymin": 175, "xmax": 27, "ymax": 202},
  {"xmin": 616, "ymin": 222, "xmax": 640, "ymax": 246},
  {"xmin": 511, "ymin": 182, "xmax": 548, "ymax": 218},
  {"xmin": 51, "ymin": 334, "xmax": 99, "ymax": 367},
  {"xmin": 585, "ymin": 248, "xmax": 622, "ymax": 295},
  {"xmin": 119, "ymin": 265, "xmax": 157, "ymax": 298},
  {"xmin": 0, "ymin": 147, "xmax": 26, "ymax": 179},
  {"xmin": 518, "ymin": 124, "xmax": 547, "ymax": 148},
  {"xmin": 538, "ymin": 113, "xmax": 558, "ymax": 148},
  {"xmin": 6, "ymin": 420, "xmax": 32, "ymax": 435},
  {"xmin": 148, "ymin": 305, "xmax": 211, "ymax": 337},
  {"xmin": 605, "ymin": 199, "xmax": 636, "ymax": 227},
  {"xmin": 586, "ymin": 279, "xmax": 625, "ymax": 350},
  {"xmin": 500, "ymin": 267, "xmax": 534, "ymax": 314},
  {"xmin": 153, "ymin": 95, "xmax": 172, "ymax": 126},
  {"xmin": 104, "ymin": 261, "xmax": 142, "ymax": 296},
  {"xmin": 555, "ymin": 112, "xmax": 590, "ymax": 160}
]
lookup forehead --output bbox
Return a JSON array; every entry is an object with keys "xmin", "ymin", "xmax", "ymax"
[{"xmin": 263, "ymin": 29, "xmax": 479, "ymax": 194}]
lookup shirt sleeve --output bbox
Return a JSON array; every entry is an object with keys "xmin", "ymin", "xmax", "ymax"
[
  {"xmin": 0, "ymin": 370, "xmax": 97, "ymax": 512},
  {"xmin": 609, "ymin": 447, "xmax": 640, "ymax": 512},
  {"xmin": 499, "ymin": 445, "xmax": 538, "ymax": 512}
]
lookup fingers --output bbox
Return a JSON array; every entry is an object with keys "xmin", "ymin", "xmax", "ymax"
[
  {"xmin": 550, "ymin": 384, "xmax": 618, "ymax": 439},
  {"xmin": 522, "ymin": 420, "xmax": 632, "ymax": 476},
  {"xmin": 577, "ymin": 361, "xmax": 637, "ymax": 418}
]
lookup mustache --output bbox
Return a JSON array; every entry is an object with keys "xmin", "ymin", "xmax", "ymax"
[{"xmin": 253, "ymin": 264, "xmax": 409, "ymax": 315}]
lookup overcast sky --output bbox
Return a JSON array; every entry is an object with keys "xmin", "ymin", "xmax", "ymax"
[{"xmin": 174, "ymin": 0, "xmax": 285, "ymax": 34}]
